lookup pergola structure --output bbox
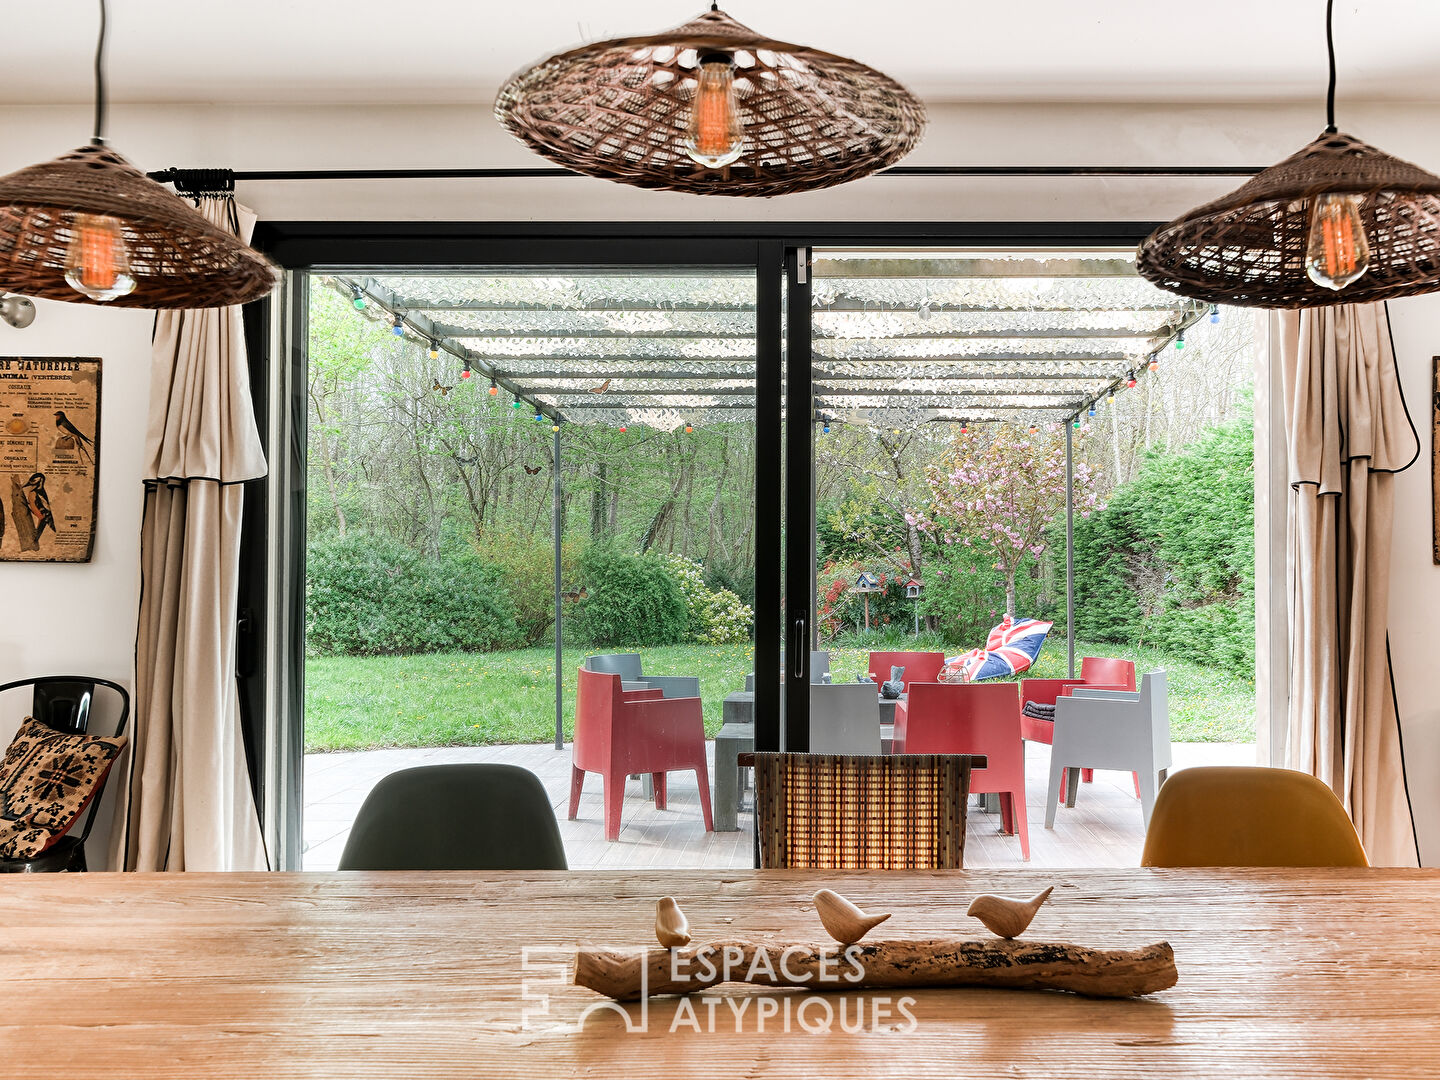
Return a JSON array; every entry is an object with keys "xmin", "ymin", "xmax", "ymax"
[
  {"xmin": 333, "ymin": 252, "xmax": 1204, "ymax": 432},
  {"xmin": 321, "ymin": 253, "xmax": 1204, "ymax": 746}
]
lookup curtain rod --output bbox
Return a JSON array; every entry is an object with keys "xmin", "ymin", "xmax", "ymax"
[{"xmin": 150, "ymin": 163, "xmax": 1263, "ymax": 188}]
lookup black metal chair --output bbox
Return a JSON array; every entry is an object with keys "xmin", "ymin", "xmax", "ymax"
[
  {"xmin": 0, "ymin": 676, "xmax": 131, "ymax": 873},
  {"xmin": 337, "ymin": 763, "xmax": 568, "ymax": 871}
]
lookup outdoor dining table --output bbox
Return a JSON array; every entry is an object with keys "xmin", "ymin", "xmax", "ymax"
[{"xmin": 3, "ymin": 868, "xmax": 1437, "ymax": 1078}]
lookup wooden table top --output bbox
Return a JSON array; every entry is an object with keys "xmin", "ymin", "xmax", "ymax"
[{"xmin": 2, "ymin": 868, "xmax": 1438, "ymax": 1079}]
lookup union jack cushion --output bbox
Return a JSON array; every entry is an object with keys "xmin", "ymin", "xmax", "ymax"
[{"xmin": 943, "ymin": 616, "xmax": 1053, "ymax": 682}]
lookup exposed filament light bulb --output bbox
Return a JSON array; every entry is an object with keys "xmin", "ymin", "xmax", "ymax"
[
  {"xmin": 1306, "ymin": 193, "xmax": 1370, "ymax": 291},
  {"xmin": 64, "ymin": 214, "xmax": 135, "ymax": 302},
  {"xmin": 684, "ymin": 53, "xmax": 743, "ymax": 169}
]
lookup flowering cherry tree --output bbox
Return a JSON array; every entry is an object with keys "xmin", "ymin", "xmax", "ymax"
[{"xmin": 909, "ymin": 424, "xmax": 1098, "ymax": 618}]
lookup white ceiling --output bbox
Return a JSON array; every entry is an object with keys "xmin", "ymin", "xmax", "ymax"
[{"xmin": 4, "ymin": 0, "xmax": 1439, "ymax": 107}]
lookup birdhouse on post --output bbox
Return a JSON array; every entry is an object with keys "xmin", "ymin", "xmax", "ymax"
[
  {"xmin": 854, "ymin": 572, "xmax": 882, "ymax": 631},
  {"xmin": 905, "ymin": 578, "xmax": 924, "ymax": 635}
]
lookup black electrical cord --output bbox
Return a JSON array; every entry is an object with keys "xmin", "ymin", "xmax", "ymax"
[
  {"xmin": 91, "ymin": 0, "xmax": 108, "ymax": 143},
  {"xmin": 1324, "ymin": 0, "xmax": 1338, "ymax": 134}
]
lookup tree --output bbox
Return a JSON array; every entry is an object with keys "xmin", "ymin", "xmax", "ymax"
[
  {"xmin": 307, "ymin": 285, "xmax": 382, "ymax": 537},
  {"xmin": 911, "ymin": 425, "xmax": 1098, "ymax": 617}
]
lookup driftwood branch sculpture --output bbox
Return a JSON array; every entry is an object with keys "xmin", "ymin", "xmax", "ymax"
[{"xmin": 574, "ymin": 938, "xmax": 1177, "ymax": 1001}]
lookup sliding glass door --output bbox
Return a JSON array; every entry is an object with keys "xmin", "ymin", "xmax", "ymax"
[
  {"xmin": 280, "ymin": 250, "xmax": 792, "ymax": 871},
  {"xmin": 261, "ymin": 227, "xmax": 1253, "ymax": 872}
]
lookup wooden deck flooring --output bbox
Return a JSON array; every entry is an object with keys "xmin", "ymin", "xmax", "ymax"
[{"xmin": 304, "ymin": 740, "xmax": 1253, "ymax": 871}]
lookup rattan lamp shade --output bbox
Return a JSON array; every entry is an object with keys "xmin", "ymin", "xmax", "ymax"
[
  {"xmin": 1137, "ymin": 131, "xmax": 1440, "ymax": 308},
  {"xmin": 494, "ymin": 8, "xmax": 926, "ymax": 198},
  {"xmin": 0, "ymin": 143, "xmax": 279, "ymax": 309}
]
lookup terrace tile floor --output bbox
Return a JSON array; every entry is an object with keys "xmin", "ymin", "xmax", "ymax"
[{"xmin": 303, "ymin": 740, "xmax": 1254, "ymax": 870}]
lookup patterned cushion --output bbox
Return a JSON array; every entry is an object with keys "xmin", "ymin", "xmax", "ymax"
[{"xmin": 0, "ymin": 717, "xmax": 127, "ymax": 859}]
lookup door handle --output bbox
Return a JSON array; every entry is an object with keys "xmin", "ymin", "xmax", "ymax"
[{"xmin": 792, "ymin": 619, "xmax": 806, "ymax": 680}]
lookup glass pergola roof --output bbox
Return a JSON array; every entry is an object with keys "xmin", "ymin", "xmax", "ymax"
[{"xmin": 329, "ymin": 251, "xmax": 1203, "ymax": 431}]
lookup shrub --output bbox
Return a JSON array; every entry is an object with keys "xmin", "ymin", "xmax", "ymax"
[
  {"xmin": 573, "ymin": 546, "xmax": 689, "ymax": 647},
  {"xmin": 664, "ymin": 554, "xmax": 754, "ymax": 644},
  {"xmin": 476, "ymin": 529, "xmax": 580, "ymax": 646},
  {"xmin": 701, "ymin": 555, "xmax": 756, "ymax": 610},
  {"xmin": 695, "ymin": 584, "xmax": 754, "ymax": 644},
  {"xmin": 1066, "ymin": 406, "xmax": 1255, "ymax": 675},
  {"xmin": 306, "ymin": 533, "xmax": 521, "ymax": 656}
]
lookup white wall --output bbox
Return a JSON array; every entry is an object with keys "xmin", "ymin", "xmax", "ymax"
[
  {"xmin": 1, "ymin": 98, "xmax": 1437, "ymax": 864},
  {"xmin": 0, "ymin": 300, "xmax": 151, "ymax": 868}
]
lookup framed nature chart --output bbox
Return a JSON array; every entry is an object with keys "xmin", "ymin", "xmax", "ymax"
[{"xmin": 0, "ymin": 357, "xmax": 101, "ymax": 563}]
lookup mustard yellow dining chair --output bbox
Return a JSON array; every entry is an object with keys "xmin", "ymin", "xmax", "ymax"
[{"xmin": 1140, "ymin": 766, "xmax": 1369, "ymax": 867}]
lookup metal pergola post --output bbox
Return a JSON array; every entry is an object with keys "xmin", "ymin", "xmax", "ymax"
[
  {"xmin": 553, "ymin": 424, "xmax": 564, "ymax": 751},
  {"xmin": 1065, "ymin": 419, "xmax": 1076, "ymax": 679}
]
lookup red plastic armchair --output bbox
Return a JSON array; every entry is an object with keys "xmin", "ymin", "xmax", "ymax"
[
  {"xmin": 867, "ymin": 651, "xmax": 945, "ymax": 691},
  {"xmin": 569, "ymin": 667, "xmax": 714, "ymax": 842},
  {"xmin": 894, "ymin": 681, "xmax": 1029, "ymax": 860},
  {"xmin": 1081, "ymin": 656, "xmax": 1137, "ymax": 691}
]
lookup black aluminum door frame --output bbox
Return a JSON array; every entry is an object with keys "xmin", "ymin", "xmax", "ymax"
[
  {"xmin": 782, "ymin": 246, "xmax": 812, "ymax": 752},
  {"xmin": 250, "ymin": 234, "xmax": 786, "ymax": 864}
]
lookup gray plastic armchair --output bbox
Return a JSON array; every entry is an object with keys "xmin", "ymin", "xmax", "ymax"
[
  {"xmin": 1044, "ymin": 671, "xmax": 1171, "ymax": 831},
  {"xmin": 809, "ymin": 683, "xmax": 882, "ymax": 755},
  {"xmin": 584, "ymin": 653, "xmax": 700, "ymax": 700}
]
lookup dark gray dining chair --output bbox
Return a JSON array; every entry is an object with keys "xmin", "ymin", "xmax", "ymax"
[{"xmin": 337, "ymin": 763, "xmax": 567, "ymax": 870}]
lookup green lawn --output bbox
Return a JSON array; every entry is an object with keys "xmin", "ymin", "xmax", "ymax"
[{"xmin": 304, "ymin": 640, "xmax": 1255, "ymax": 752}]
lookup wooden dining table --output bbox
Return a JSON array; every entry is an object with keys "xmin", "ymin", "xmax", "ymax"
[{"xmin": 2, "ymin": 868, "xmax": 1437, "ymax": 1078}]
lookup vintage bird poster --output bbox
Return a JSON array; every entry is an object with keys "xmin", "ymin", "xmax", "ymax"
[{"xmin": 0, "ymin": 357, "xmax": 100, "ymax": 563}]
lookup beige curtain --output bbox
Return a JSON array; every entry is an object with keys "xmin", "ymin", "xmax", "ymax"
[
  {"xmin": 1280, "ymin": 303, "xmax": 1419, "ymax": 866},
  {"xmin": 111, "ymin": 198, "xmax": 269, "ymax": 871}
]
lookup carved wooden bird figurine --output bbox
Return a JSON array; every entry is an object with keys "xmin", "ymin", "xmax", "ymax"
[
  {"xmin": 655, "ymin": 897, "xmax": 691, "ymax": 948},
  {"xmin": 813, "ymin": 889, "xmax": 891, "ymax": 945},
  {"xmin": 967, "ymin": 887, "xmax": 1054, "ymax": 939}
]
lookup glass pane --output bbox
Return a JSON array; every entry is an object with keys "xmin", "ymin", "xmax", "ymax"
[
  {"xmin": 809, "ymin": 248, "xmax": 1259, "ymax": 867},
  {"xmin": 302, "ymin": 267, "xmax": 757, "ymax": 870}
]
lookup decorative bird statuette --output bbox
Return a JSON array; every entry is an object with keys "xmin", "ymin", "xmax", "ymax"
[
  {"xmin": 813, "ymin": 889, "xmax": 891, "ymax": 945},
  {"xmin": 655, "ymin": 897, "xmax": 691, "ymax": 948},
  {"xmin": 966, "ymin": 886, "xmax": 1054, "ymax": 939}
]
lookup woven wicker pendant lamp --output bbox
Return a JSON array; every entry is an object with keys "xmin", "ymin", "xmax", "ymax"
[
  {"xmin": 494, "ymin": 5, "xmax": 926, "ymax": 197},
  {"xmin": 1138, "ymin": 0, "xmax": 1440, "ymax": 309},
  {"xmin": 0, "ymin": 0, "xmax": 277, "ymax": 309}
]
